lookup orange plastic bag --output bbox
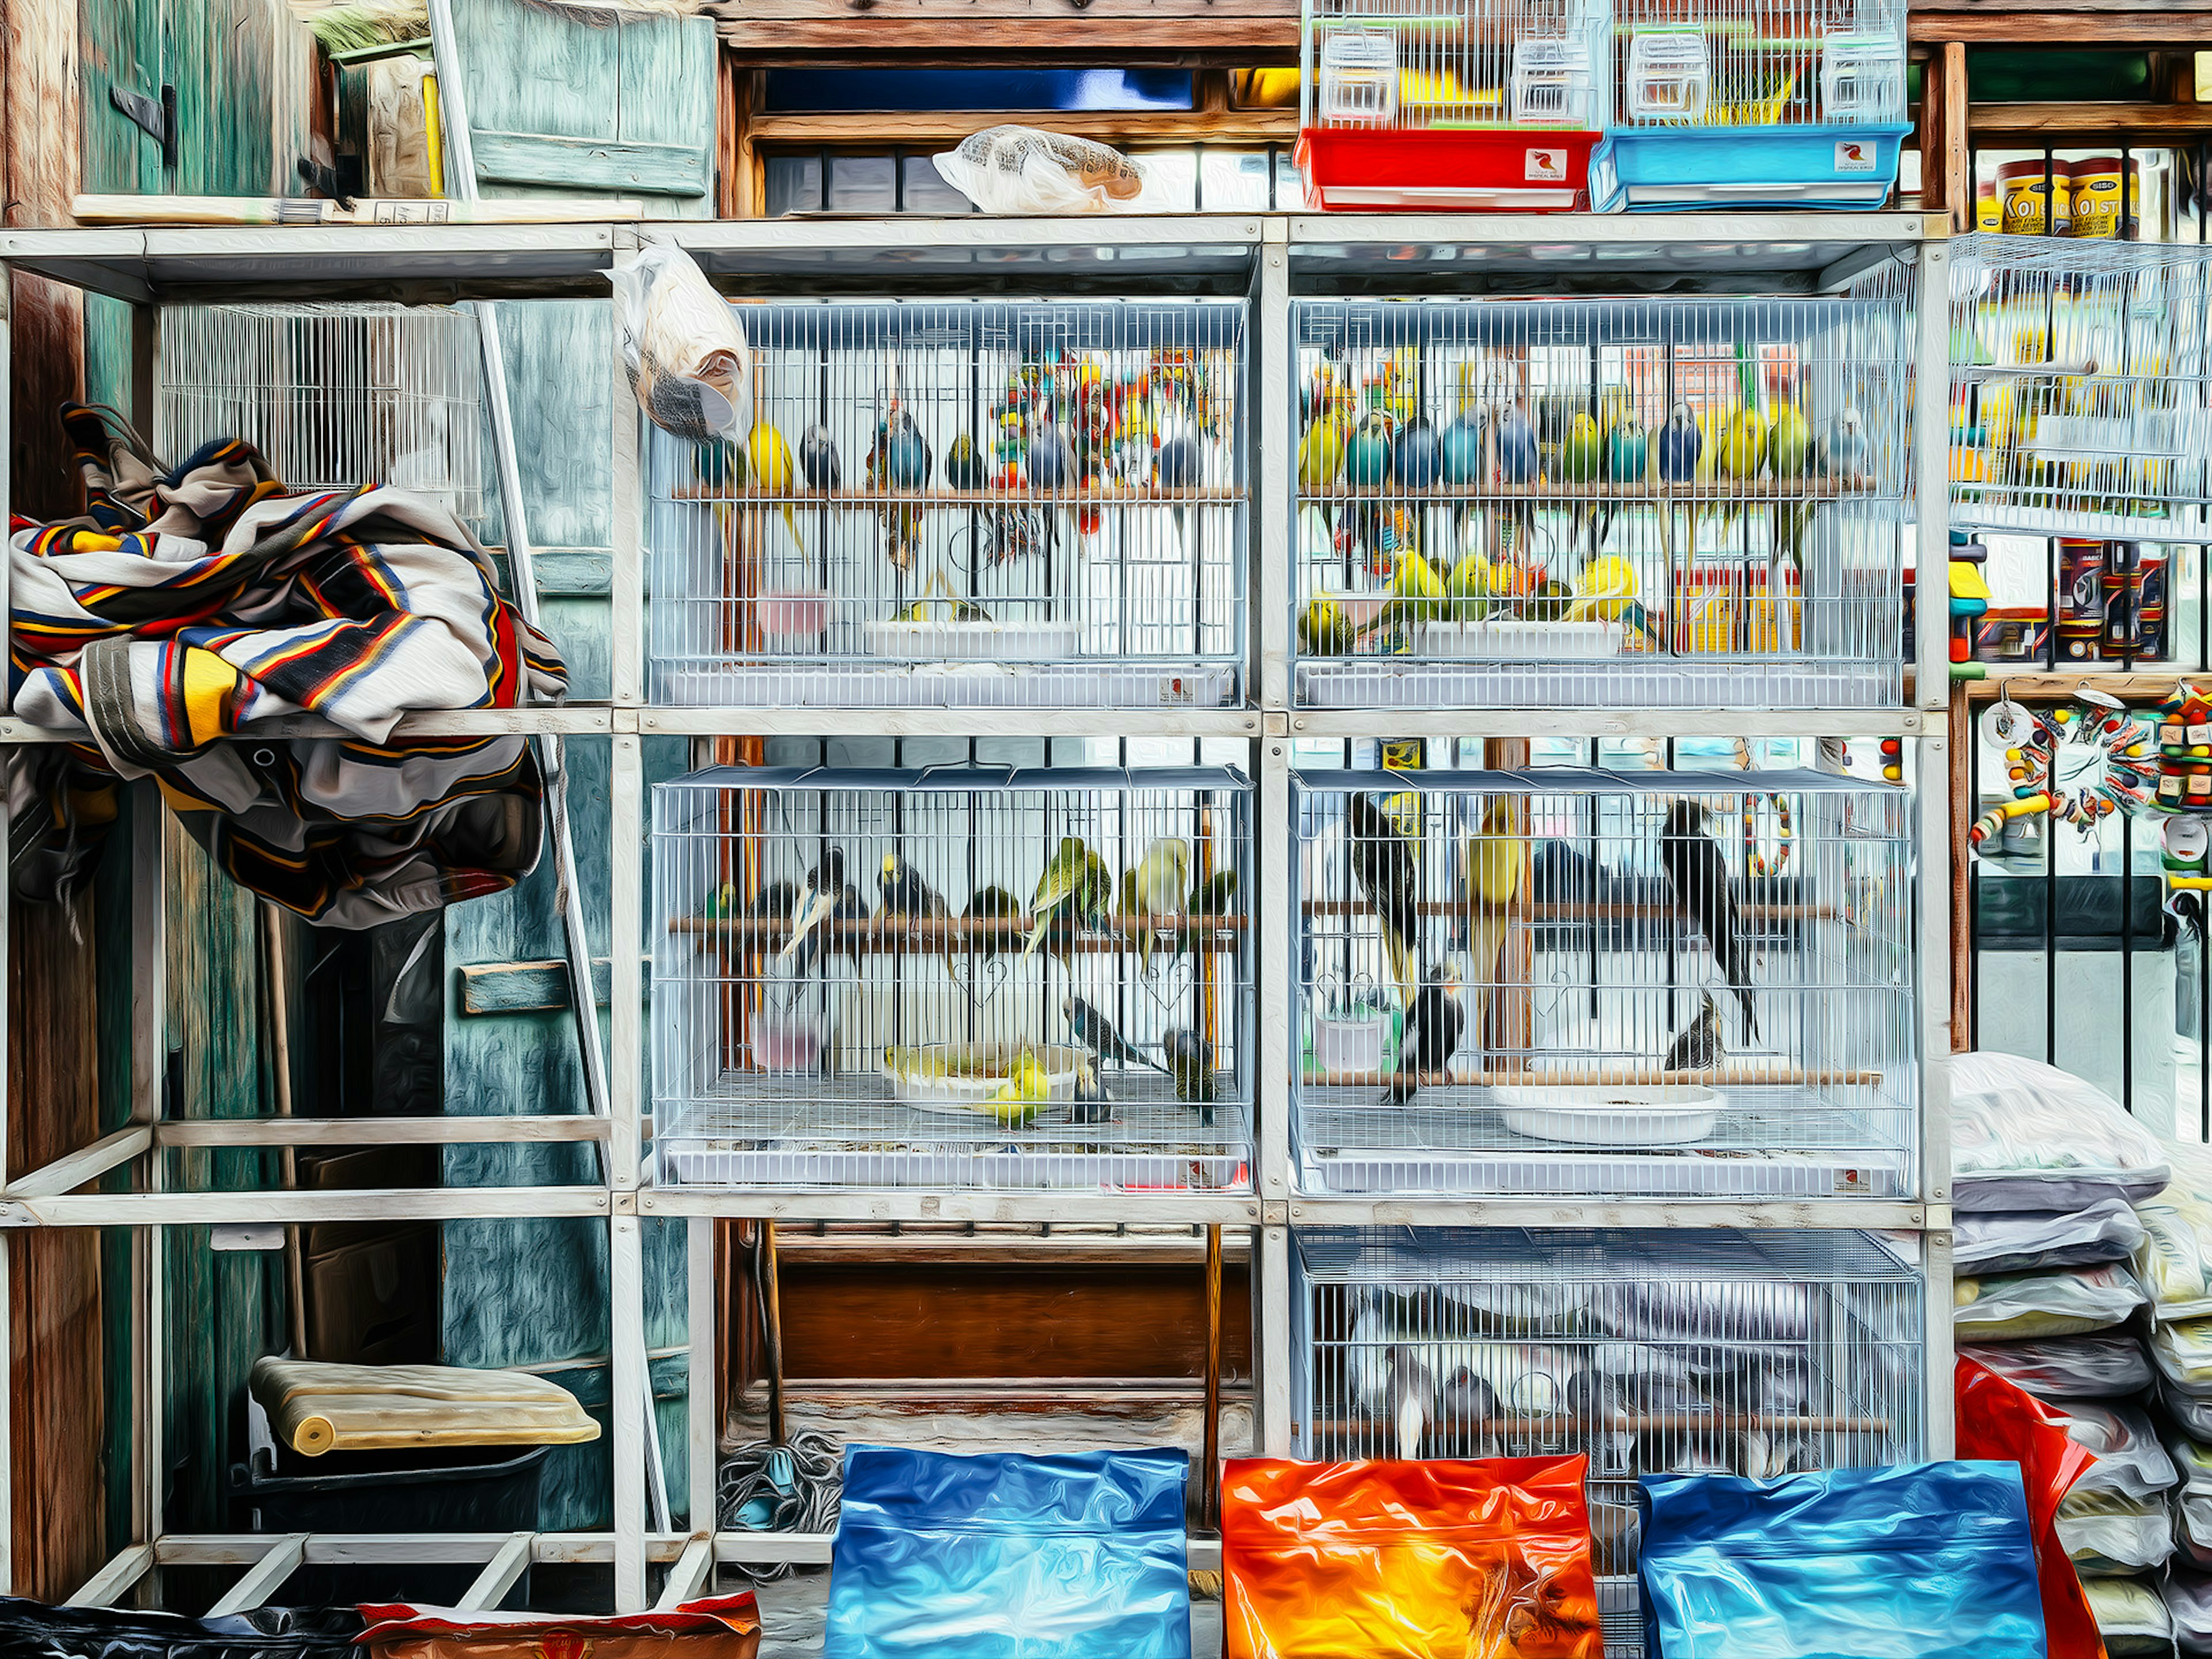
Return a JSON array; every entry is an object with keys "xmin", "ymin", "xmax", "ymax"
[
  {"xmin": 1956, "ymin": 1356, "xmax": 2107, "ymax": 1659},
  {"xmin": 357, "ymin": 1596, "xmax": 762, "ymax": 1659},
  {"xmin": 1221, "ymin": 1457, "xmax": 1603, "ymax": 1659}
]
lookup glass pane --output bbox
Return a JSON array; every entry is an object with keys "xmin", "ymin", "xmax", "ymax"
[
  {"xmin": 1200, "ymin": 150, "xmax": 1275, "ymax": 211},
  {"xmin": 764, "ymin": 154, "xmax": 823, "ymax": 218},
  {"xmin": 1230, "ymin": 68, "xmax": 1300, "ymax": 109},
  {"xmin": 825, "ymin": 154, "xmax": 897, "ymax": 214},
  {"xmin": 900, "ymin": 153, "xmax": 972, "ymax": 215}
]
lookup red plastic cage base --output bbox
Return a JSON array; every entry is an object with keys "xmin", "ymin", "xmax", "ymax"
[{"xmin": 1296, "ymin": 128, "xmax": 1601, "ymax": 211}]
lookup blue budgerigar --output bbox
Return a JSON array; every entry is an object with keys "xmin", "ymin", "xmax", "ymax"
[
  {"xmin": 1495, "ymin": 403, "xmax": 1538, "ymax": 485},
  {"xmin": 798, "ymin": 424, "xmax": 841, "ymax": 491},
  {"xmin": 1657, "ymin": 400, "xmax": 1703, "ymax": 484},
  {"xmin": 1027, "ymin": 421, "xmax": 1075, "ymax": 492},
  {"xmin": 869, "ymin": 411, "xmax": 933, "ymax": 491},
  {"xmin": 1395, "ymin": 416, "xmax": 1440, "ymax": 491},
  {"xmin": 1818, "ymin": 407, "xmax": 1871, "ymax": 481}
]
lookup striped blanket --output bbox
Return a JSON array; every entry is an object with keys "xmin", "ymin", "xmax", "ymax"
[{"xmin": 7, "ymin": 404, "xmax": 569, "ymax": 927}]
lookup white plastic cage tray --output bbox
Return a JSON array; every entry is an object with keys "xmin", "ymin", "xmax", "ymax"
[
  {"xmin": 654, "ymin": 662, "xmax": 1239, "ymax": 709},
  {"xmin": 1294, "ymin": 658, "xmax": 1896, "ymax": 708},
  {"xmin": 1492, "ymin": 1083, "xmax": 1719, "ymax": 1146},
  {"xmin": 1414, "ymin": 619, "xmax": 1626, "ymax": 660},
  {"xmin": 884, "ymin": 1041, "xmax": 1084, "ymax": 1114},
  {"xmin": 862, "ymin": 617, "xmax": 1082, "ymax": 661}
]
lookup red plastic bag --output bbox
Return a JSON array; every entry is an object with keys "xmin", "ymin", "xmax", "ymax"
[
  {"xmin": 1956, "ymin": 1356, "xmax": 2107, "ymax": 1659},
  {"xmin": 357, "ymin": 1596, "xmax": 762, "ymax": 1659},
  {"xmin": 1221, "ymin": 1456, "xmax": 1603, "ymax": 1658}
]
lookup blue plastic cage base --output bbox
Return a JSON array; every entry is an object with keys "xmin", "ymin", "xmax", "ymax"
[{"xmin": 1594, "ymin": 124, "xmax": 1907, "ymax": 211}]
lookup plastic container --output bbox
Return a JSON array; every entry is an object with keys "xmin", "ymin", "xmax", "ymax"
[
  {"xmin": 862, "ymin": 617, "xmax": 1081, "ymax": 662},
  {"xmin": 1999, "ymin": 157, "xmax": 2070, "ymax": 234},
  {"xmin": 1415, "ymin": 618, "xmax": 1625, "ymax": 660},
  {"xmin": 1294, "ymin": 128, "xmax": 1604, "ymax": 211},
  {"xmin": 1599, "ymin": 123, "xmax": 1908, "ymax": 211},
  {"xmin": 1312, "ymin": 1011, "xmax": 1388, "ymax": 1074},
  {"xmin": 2067, "ymin": 154, "xmax": 2143, "ymax": 240},
  {"xmin": 882, "ymin": 1042, "xmax": 1085, "ymax": 1114},
  {"xmin": 754, "ymin": 588, "xmax": 832, "ymax": 645}
]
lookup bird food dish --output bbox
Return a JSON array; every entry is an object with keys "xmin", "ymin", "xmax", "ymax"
[
  {"xmin": 1493, "ymin": 1083, "xmax": 1722, "ymax": 1146},
  {"xmin": 882, "ymin": 1042, "xmax": 1084, "ymax": 1116}
]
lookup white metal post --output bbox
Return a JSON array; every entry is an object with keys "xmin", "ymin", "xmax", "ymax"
[
  {"xmin": 1257, "ymin": 738, "xmax": 1292, "ymax": 1203},
  {"xmin": 687, "ymin": 1218, "xmax": 717, "ymax": 1541},
  {"xmin": 611, "ymin": 734, "xmax": 645, "ymax": 1191},
  {"xmin": 609, "ymin": 1213, "xmax": 649, "ymax": 1611},
  {"xmin": 1255, "ymin": 1224, "xmax": 1293, "ymax": 1457},
  {"xmin": 611, "ymin": 245, "xmax": 645, "ymax": 710},
  {"xmin": 1256, "ymin": 225, "xmax": 1293, "ymax": 714}
]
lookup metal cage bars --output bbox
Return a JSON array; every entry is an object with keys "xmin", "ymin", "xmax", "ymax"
[{"xmin": 0, "ymin": 216, "xmax": 1956, "ymax": 1620}]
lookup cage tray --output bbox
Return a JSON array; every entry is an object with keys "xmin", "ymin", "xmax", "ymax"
[
  {"xmin": 654, "ymin": 662, "xmax": 1239, "ymax": 709},
  {"xmin": 1952, "ymin": 499, "xmax": 2212, "ymax": 547},
  {"xmin": 862, "ymin": 618, "xmax": 1082, "ymax": 662},
  {"xmin": 1297, "ymin": 128, "xmax": 1601, "ymax": 211},
  {"xmin": 1294, "ymin": 658, "xmax": 1895, "ymax": 709},
  {"xmin": 658, "ymin": 1078, "xmax": 1252, "ymax": 1192},
  {"xmin": 1414, "ymin": 619, "xmax": 1626, "ymax": 661},
  {"xmin": 1491, "ymin": 1083, "xmax": 1719, "ymax": 1146},
  {"xmin": 1596, "ymin": 124, "xmax": 1907, "ymax": 211}
]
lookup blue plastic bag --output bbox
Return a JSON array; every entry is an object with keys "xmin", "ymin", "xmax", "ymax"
[
  {"xmin": 823, "ymin": 1444, "xmax": 1191, "ymax": 1659},
  {"xmin": 1637, "ymin": 1463, "xmax": 2048, "ymax": 1659}
]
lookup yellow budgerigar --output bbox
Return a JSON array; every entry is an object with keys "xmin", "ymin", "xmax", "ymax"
[
  {"xmin": 1461, "ymin": 797, "xmax": 1527, "ymax": 1053},
  {"xmin": 749, "ymin": 422, "xmax": 799, "ymax": 540}
]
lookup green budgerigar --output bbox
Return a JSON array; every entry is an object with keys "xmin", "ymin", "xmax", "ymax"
[
  {"xmin": 1130, "ymin": 836, "xmax": 1191, "ymax": 973},
  {"xmin": 1022, "ymin": 836, "xmax": 1112, "ymax": 961}
]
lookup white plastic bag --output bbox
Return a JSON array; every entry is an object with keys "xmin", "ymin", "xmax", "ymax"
[
  {"xmin": 931, "ymin": 126, "xmax": 1150, "ymax": 215},
  {"xmin": 1950, "ymin": 1051, "xmax": 2170, "ymax": 1212},
  {"xmin": 1962, "ymin": 1332, "xmax": 2152, "ymax": 1399},
  {"xmin": 607, "ymin": 243, "xmax": 750, "ymax": 445},
  {"xmin": 2058, "ymin": 1402, "xmax": 2180, "ymax": 1501},
  {"xmin": 2138, "ymin": 1139, "xmax": 2212, "ymax": 1320},
  {"xmin": 2057, "ymin": 1485, "xmax": 2175, "ymax": 1577},
  {"xmin": 1958, "ymin": 1199, "xmax": 2146, "ymax": 1275},
  {"xmin": 1953, "ymin": 1262, "xmax": 2148, "ymax": 1343},
  {"xmin": 2087, "ymin": 1574, "xmax": 2177, "ymax": 1656},
  {"xmin": 2157, "ymin": 1317, "xmax": 2212, "ymax": 1394},
  {"xmin": 2165, "ymin": 1567, "xmax": 2212, "ymax": 1655}
]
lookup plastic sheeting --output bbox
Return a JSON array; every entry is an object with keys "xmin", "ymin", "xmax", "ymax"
[
  {"xmin": 823, "ymin": 1444, "xmax": 1191, "ymax": 1659},
  {"xmin": 2135, "ymin": 1141, "xmax": 2212, "ymax": 1320},
  {"xmin": 358, "ymin": 1601, "xmax": 762, "ymax": 1659},
  {"xmin": 1636, "ymin": 1463, "xmax": 2048, "ymax": 1658},
  {"xmin": 1950, "ymin": 1052, "xmax": 2171, "ymax": 1213},
  {"xmin": 2056, "ymin": 1402, "xmax": 2181, "ymax": 1502},
  {"xmin": 1220, "ymin": 1456, "xmax": 1602, "ymax": 1658},
  {"xmin": 2085, "ymin": 1577, "xmax": 2174, "ymax": 1657},
  {"xmin": 1957, "ymin": 1357, "xmax": 2104, "ymax": 1659},
  {"xmin": 0, "ymin": 1603, "xmax": 362, "ymax": 1659},
  {"xmin": 1963, "ymin": 1333, "xmax": 2155, "ymax": 1399},
  {"xmin": 2164, "ymin": 1567, "xmax": 2212, "ymax": 1656},
  {"xmin": 1959, "ymin": 1200, "xmax": 2147, "ymax": 1276},
  {"xmin": 1955, "ymin": 1262, "xmax": 2149, "ymax": 1343},
  {"xmin": 2055, "ymin": 1486, "xmax": 2175, "ymax": 1577}
]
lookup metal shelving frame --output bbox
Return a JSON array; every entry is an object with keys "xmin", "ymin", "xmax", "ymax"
[{"xmin": 0, "ymin": 210, "xmax": 1954, "ymax": 1624}]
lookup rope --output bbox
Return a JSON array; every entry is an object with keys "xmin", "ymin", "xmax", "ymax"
[{"xmin": 715, "ymin": 1429, "xmax": 845, "ymax": 1580}]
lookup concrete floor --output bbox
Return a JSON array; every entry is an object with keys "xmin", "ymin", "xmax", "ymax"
[{"xmin": 741, "ymin": 1567, "xmax": 1226, "ymax": 1657}]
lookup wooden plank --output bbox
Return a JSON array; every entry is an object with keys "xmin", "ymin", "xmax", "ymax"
[
  {"xmin": 488, "ymin": 548, "xmax": 615, "ymax": 599},
  {"xmin": 65, "ymin": 1543, "xmax": 155, "ymax": 1607},
  {"xmin": 1918, "ymin": 42, "xmax": 1969, "ymax": 232},
  {"xmin": 157, "ymin": 1116, "xmax": 609, "ymax": 1146},
  {"xmin": 1967, "ymin": 100, "xmax": 2212, "ymax": 135},
  {"xmin": 473, "ymin": 132, "xmax": 710, "ymax": 199},
  {"xmin": 655, "ymin": 1536, "xmax": 713, "ymax": 1609},
  {"xmin": 615, "ymin": 10, "xmax": 717, "ymax": 220},
  {"xmin": 460, "ymin": 957, "xmax": 618, "ymax": 1016},
  {"xmin": 204, "ymin": 1535, "xmax": 307, "ymax": 1616},
  {"xmin": 5, "ymin": 1125, "xmax": 152, "ymax": 1199},
  {"xmin": 747, "ymin": 108, "xmax": 1300, "ymax": 146},
  {"xmin": 1913, "ymin": 9, "xmax": 2212, "ymax": 37},
  {"xmin": 456, "ymin": 1532, "xmax": 535, "ymax": 1611}
]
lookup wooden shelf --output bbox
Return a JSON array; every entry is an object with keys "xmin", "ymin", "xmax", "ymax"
[
  {"xmin": 666, "ymin": 484, "xmax": 1244, "ymax": 506},
  {"xmin": 1299, "ymin": 475, "xmax": 1879, "ymax": 506},
  {"xmin": 669, "ymin": 914, "xmax": 1248, "ymax": 952}
]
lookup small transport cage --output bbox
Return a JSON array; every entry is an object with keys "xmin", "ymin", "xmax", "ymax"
[
  {"xmin": 1593, "ymin": 0, "xmax": 1907, "ymax": 210},
  {"xmin": 156, "ymin": 302, "xmax": 487, "ymax": 528},
  {"xmin": 1290, "ymin": 1225, "xmax": 1927, "ymax": 1643},
  {"xmin": 1937, "ymin": 235, "xmax": 2212, "ymax": 547},
  {"xmin": 1297, "ymin": 0, "xmax": 1610, "ymax": 210},
  {"xmin": 1291, "ymin": 767, "xmax": 1917, "ymax": 1199},
  {"xmin": 652, "ymin": 765, "xmax": 1254, "ymax": 1192},
  {"xmin": 1291, "ymin": 285, "xmax": 1910, "ymax": 710},
  {"xmin": 648, "ymin": 298, "xmax": 1248, "ymax": 710}
]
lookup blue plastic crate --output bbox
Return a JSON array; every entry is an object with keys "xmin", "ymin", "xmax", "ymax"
[{"xmin": 1594, "ymin": 122, "xmax": 1907, "ymax": 210}]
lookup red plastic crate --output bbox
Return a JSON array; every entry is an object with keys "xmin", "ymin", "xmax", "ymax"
[{"xmin": 1296, "ymin": 127, "xmax": 1601, "ymax": 210}]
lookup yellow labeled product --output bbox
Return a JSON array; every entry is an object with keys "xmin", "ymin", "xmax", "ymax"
[
  {"xmin": 1672, "ymin": 566, "xmax": 1801, "ymax": 656},
  {"xmin": 2066, "ymin": 154, "xmax": 2141, "ymax": 238},
  {"xmin": 1975, "ymin": 180, "xmax": 2002, "ymax": 232},
  {"xmin": 1999, "ymin": 158, "xmax": 2069, "ymax": 236}
]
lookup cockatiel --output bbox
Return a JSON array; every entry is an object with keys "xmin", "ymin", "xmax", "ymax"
[
  {"xmin": 1659, "ymin": 801, "xmax": 1758, "ymax": 1042},
  {"xmin": 1345, "ymin": 791, "xmax": 1421, "ymax": 1011},
  {"xmin": 1461, "ymin": 798, "xmax": 1525, "ymax": 1054},
  {"xmin": 1022, "ymin": 835, "xmax": 1111, "ymax": 960}
]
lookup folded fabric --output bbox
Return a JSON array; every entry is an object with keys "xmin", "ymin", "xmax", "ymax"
[
  {"xmin": 2085, "ymin": 1575, "xmax": 2173, "ymax": 1657},
  {"xmin": 1221, "ymin": 1456, "xmax": 1601, "ymax": 1659},
  {"xmin": 1961, "ymin": 1332, "xmax": 2154, "ymax": 1399},
  {"xmin": 1959, "ymin": 1200, "xmax": 2146, "ymax": 1275},
  {"xmin": 1637, "ymin": 1463, "xmax": 2048, "ymax": 1659},
  {"xmin": 9, "ymin": 406, "xmax": 566, "ymax": 926},
  {"xmin": 823, "ymin": 1444, "xmax": 1190, "ymax": 1659},
  {"xmin": 1950, "ymin": 1052, "xmax": 2170, "ymax": 1213},
  {"xmin": 249, "ymin": 1356, "xmax": 600, "ymax": 1455},
  {"xmin": 359, "ymin": 1599, "xmax": 760, "ymax": 1659},
  {"xmin": 1954, "ymin": 1262, "xmax": 2148, "ymax": 1343}
]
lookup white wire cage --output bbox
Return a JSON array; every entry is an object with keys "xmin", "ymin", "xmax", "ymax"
[
  {"xmin": 651, "ymin": 765, "xmax": 1254, "ymax": 1191},
  {"xmin": 1939, "ymin": 235, "xmax": 2212, "ymax": 546},
  {"xmin": 1291, "ymin": 1225, "xmax": 1927, "ymax": 1650},
  {"xmin": 155, "ymin": 303, "xmax": 487, "ymax": 527},
  {"xmin": 1291, "ymin": 287, "xmax": 1911, "ymax": 711},
  {"xmin": 1595, "ymin": 0, "xmax": 1908, "ymax": 210},
  {"xmin": 1297, "ymin": 0, "xmax": 1612, "ymax": 210},
  {"xmin": 1291, "ymin": 767, "xmax": 1917, "ymax": 1199},
  {"xmin": 647, "ymin": 298, "xmax": 1248, "ymax": 711}
]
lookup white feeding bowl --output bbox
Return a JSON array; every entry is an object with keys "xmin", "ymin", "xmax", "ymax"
[
  {"xmin": 755, "ymin": 588, "xmax": 832, "ymax": 644},
  {"xmin": 882, "ymin": 1042, "xmax": 1084, "ymax": 1116},
  {"xmin": 1493, "ymin": 1084, "xmax": 1721, "ymax": 1147},
  {"xmin": 1312, "ymin": 1012, "xmax": 1387, "ymax": 1074}
]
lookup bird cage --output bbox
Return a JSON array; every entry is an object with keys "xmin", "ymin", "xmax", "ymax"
[
  {"xmin": 1592, "ymin": 0, "xmax": 1907, "ymax": 210},
  {"xmin": 648, "ymin": 298, "xmax": 1248, "ymax": 710},
  {"xmin": 1937, "ymin": 235, "xmax": 2212, "ymax": 546},
  {"xmin": 1291, "ymin": 286, "xmax": 1911, "ymax": 710},
  {"xmin": 1296, "ymin": 0, "xmax": 1611, "ymax": 210},
  {"xmin": 156, "ymin": 303, "xmax": 487, "ymax": 528},
  {"xmin": 652, "ymin": 764, "xmax": 1254, "ymax": 1191},
  {"xmin": 1290, "ymin": 1225, "xmax": 1926, "ymax": 1641},
  {"xmin": 1290, "ymin": 767, "xmax": 1916, "ymax": 1199}
]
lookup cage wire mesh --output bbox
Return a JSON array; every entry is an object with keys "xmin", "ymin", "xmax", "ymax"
[
  {"xmin": 1291, "ymin": 767, "xmax": 1916, "ymax": 1199},
  {"xmin": 1291, "ymin": 287, "xmax": 1911, "ymax": 710},
  {"xmin": 155, "ymin": 303, "xmax": 486, "ymax": 527},
  {"xmin": 1291, "ymin": 1225, "xmax": 1926, "ymax": 1649},
  {"xmin": 1936, "ymin": 235, "xmax": 2212, "ymax": 545},
  {"xmin": 652, "ymin": 766, "xmax": 1254, "ymax": 1190},
  {"xmin": 648, "ymin": 298, "xmax": 1248, "ymax": 710}
]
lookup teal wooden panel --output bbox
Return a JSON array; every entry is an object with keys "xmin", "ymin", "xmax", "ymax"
[
  {"xmin": 167, "ymin": 0, "xmax": 306, "ymax": 196},
  {"xmin": 472, "ymin": 132, "xmax": 707, "ymax": 198},
  {"xmin": 79, "ymin": 0, "xmax": 162, "ymax": 195}
]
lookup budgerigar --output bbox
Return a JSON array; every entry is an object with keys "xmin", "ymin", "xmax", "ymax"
[
  {"xmin": 1022, "ymin": 835, "xmax": 1111, "ymax": 960},
  {"xmin": 749, "ymin": 422, "xmax": 799, "ymax": 540},
  {"xmin": 1130, "ymin": 836, "xmax": 1191, "ymax": 974},
  {"xmin": 1461, "ymin": 798, "xmax": 1526, "ymax": 1056},
  {"xmin": 798, "ymin": 424, "xmax": 840, "ymax": 491}
]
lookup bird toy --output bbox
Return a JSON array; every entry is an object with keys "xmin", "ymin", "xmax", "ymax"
[
  {"xmin": 1740, "ymin": 793, "xmax": 1793, "ymax": 879},
  {"xmin": 1967, "ymin": 690, "xmax": 2157, "ymax": 854}
]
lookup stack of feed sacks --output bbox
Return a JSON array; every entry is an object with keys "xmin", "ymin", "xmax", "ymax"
[
  {"xmin": 2125, "ymin": 1137, "xmax": 2212, "ymax": 1654},
  {"xmin": 1949, "ymin": 1052, "xmax": 2175, "ymax": 1656}
]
